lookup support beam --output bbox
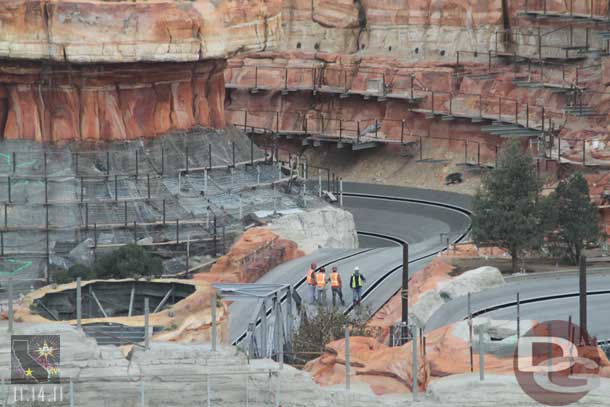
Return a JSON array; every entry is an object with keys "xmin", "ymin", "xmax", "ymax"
[
  {"xmin": 579, "ymin": 255, "xmax": 587, "ymax": 342},
  {"xmin": 212, "ymin": 291, "xmax": 218, "ymax": 352},
  {"xmin": 479, "ymin": 328, "xmax": 485, "ymax": 381},
  {"xmin": 153, "ymin": 286, "xmax": 174, "ymax": 314},
  {"xmin": 286, "ymin": 287, "xmax": 293, "ymax": 351},
  {"xmin": 128, "ymin": 283, "xmax": 135, "ymax": 317},
  {"xmin": 7, "ymin": 277, "xmax": 13, "ymax": 334},
  {"xmin": 401, "ymin": 242, "xmax": 409, "ymax": 339},
  {"xmin": 261, "ymin": 299, "xmax": 268, "ymax": 358},
  {"xmin": 89, "ymin": 286, "xmax": 108, "ymax": 318},
  {"xmin": 144, "ymin": 297, "xmax": 150, "ymax": 350},
  {"xmin": 76, "ymin": 278, "xmax": 82, "ymax": 329}
]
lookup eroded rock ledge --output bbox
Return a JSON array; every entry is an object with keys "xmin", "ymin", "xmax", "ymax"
[
  {"xmin": 0, "ymin": 60, "xmax": 226, "ymax": 142},
  {"xmin": 0, "ymin": 0, "xmax": 281, "ymax": 63},
  {"xmin": 0, "ymin": 0, "xmax": 282, "ymax": 142}
]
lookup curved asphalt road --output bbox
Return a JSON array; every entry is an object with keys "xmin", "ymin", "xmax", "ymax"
[
  {"xmin": 426, "ymin": 272, "xmax": 610, "ymax": 340},
  {"xmin": 226, "ymin": 183, "xmax": 472, "ymax": 343}
]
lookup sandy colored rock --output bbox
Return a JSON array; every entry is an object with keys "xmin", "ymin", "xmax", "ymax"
[{"xmin": 0, "ymin": 0, "xmax": 282, "ymax": 63}]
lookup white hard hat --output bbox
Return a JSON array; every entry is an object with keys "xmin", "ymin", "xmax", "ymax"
[{"xmin": 354, "ymin": 266, "xmax": 360, "ymax": 271}]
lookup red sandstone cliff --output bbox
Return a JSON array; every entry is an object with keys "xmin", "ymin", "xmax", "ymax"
[
  {"xmin": 0, "ymin": 0, "xmax": 282, "ymax": 142},
  {"xmin": 0, "ymin": 61, "xmax": 228, "ymax": 142}
]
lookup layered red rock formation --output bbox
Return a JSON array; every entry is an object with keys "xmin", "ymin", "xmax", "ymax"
[
  {"xmin": 280, "ymin": 0, "xmax": 506, "ymax": 55},
  {"xmin": 221, "ymin": 0, "xmax": 610, "ymax": 166},
  {"xmin": 0, "ymin": 0, "xmax": 282, "ymax": 142},
  {"xmin": 0, "ymin": 0, "xmax": 282, "ymax": 63},
  {"xmin": 0, "ymin": 60, "xmax": 226, "ymax": 142},
  {"xmin": 225, "ymin": 51, "xmax": 517, "ymax": 162}
]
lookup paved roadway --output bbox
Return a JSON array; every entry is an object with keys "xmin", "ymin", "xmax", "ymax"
[
  {"xmin": 425, "ymin": 272, "xmax": 610, "ymax": 340},
  {"xmin": 227, "ymin": 183, "xmax": 472, "ymax": 344}
]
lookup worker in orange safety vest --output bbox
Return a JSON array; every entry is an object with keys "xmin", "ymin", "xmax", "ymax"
[
  {"xmin": 306, "ymin": 263, "xmax": 317, "ymax": 303},
  {"xmin": 316, "ymin": 267, "xmax": 329, "ymax": 305},
  {"xmin": 330, "ymin": 266, "xmax": 345, "ymax": 307}
]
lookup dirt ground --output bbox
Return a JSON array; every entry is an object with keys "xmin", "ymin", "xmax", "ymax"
[{"xmin": 284, "ymin": 142, "xmax": 486, "ymax": 195}]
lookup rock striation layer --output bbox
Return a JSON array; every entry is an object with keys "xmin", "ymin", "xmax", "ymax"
[
  {"xmin": 0, "ymin": 0, "xmax": 282, "ymax": 142},
  {"xmin": 0, "ymin": 60, "xmax": 227, "ymax": 142}
]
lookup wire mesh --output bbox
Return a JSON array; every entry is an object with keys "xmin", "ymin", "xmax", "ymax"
[{"xmin": 0, "ymin": 131, "xmax": 323, "ymax": 304}]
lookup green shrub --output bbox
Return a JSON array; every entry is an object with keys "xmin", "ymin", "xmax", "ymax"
[
  {"xmin": 53, "ymin": 245, "xmax": 163, "ymax": 283},
  {"xmin": 93, "ymin": 244, "xmax": 163, "ymax": 280},
  {"xmin": 54, "ymin": 263, "xmax": 94, "ymax": 284}
]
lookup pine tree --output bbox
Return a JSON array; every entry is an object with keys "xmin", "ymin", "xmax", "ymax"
[
  {"xmin": 545, "ymin": 172, "xmax": 600, "ymax": 264},
  {"xmin": 471, "ymin": 141, "xmax": 543, "ymax": 273}
]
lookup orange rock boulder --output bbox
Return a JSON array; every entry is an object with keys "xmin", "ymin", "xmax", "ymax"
[
  {"xmin": 304, "ymin": 336, "xmax": 429, "ymax": 395},
  {"xmin": 194, "ymin": 227, "xmax": 304, "ymax": 284}
]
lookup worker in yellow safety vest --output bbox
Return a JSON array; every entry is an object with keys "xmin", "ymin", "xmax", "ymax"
[
  {"xmin": 306, "ymin": 263, "xmax": 317, "ymax": 303},
  {"xmin": 330, "ymin": 266, "xmax": 345, "ymax": 307},
  {"xmin": 350, "ymin": 266, "xmax": 366, "ymax": 306},
  {"xmin": 316, "ymin": 267, "xmax": 329, "ymax": 305}
]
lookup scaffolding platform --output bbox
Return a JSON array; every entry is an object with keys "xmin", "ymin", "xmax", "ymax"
[
  {"xmin": 301, "ymin": 134, "xmax": 381, "ymax": 151},
  {"xmin": 412, "ymin": 108, "xmax": 544, "ymax": 136},
  {"xmin": 519, "ymin": 10, "xmax": 610, "ymax": 23},
  {"xmin": 493, "ymin": 51, "xmax": 587, "ymax": 64},
  {"xmin": 226, "ymin": 81, "xmax": 426, "ymax": 105},
  {"xmin": 564, "ymin": 105, "xmax": 605, "ymax": 117},
  {"xmin": 456, "ymin": 72, "xmax": 500, "ymax": 81},
  {"xmin": 246, "ymin": 127, "xmax": 389, "ymax": 151},
  {"xmin": 317, "ymin": 85, "xmax": 348, "ymax": 96},
  {"xmin": 281, "ymin": 85, "xmax": 319, "ymax": 95},
  {"xmin": 225, "ymin": 83, "xmax": 275, "ymax": 94},
  {"xmin": 481, "ymin": 123, "xmax": 542, "ymax": 137},
  {"xmin": 512, "ymin": 78, "xmax": 581, "ymax": 93}
]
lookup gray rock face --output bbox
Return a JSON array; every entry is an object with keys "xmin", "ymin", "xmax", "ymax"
[
  {"xmin": 412, "ymin": 266, "xmax": 505, "ymax": 327},
  {"xmin": 411, "ymin": 290, "xmax": 445, "ymax": 327},
  {"xmin": 267, "ymin": 205, "xmax": 359, "ymax": 254},
  {"xmin": 451, "ymin": 318, "xmax": 537, "ymax": 358},
  {"xmin": 68, "ymin": 238, "xmax": 96, "ymax": 267},
  {"xmin": 437, "ymin": 266, "xmax": 505, "ymax": 301}
]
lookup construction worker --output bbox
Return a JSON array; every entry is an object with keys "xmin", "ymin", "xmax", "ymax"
[
  {"xmin": 306, "ymin": 263, "xmax": 317, "ymax": 303},
  {"xmin": 330, "ymin": 266, "xmax": 345, "ymax": 307},
  {"xmin": 350, "ymin": 266, "xmax": 366, "ymax": 306},
  {"xmin": 316, "ymin": 267, "xmax": 329, "ymax": 305}
]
